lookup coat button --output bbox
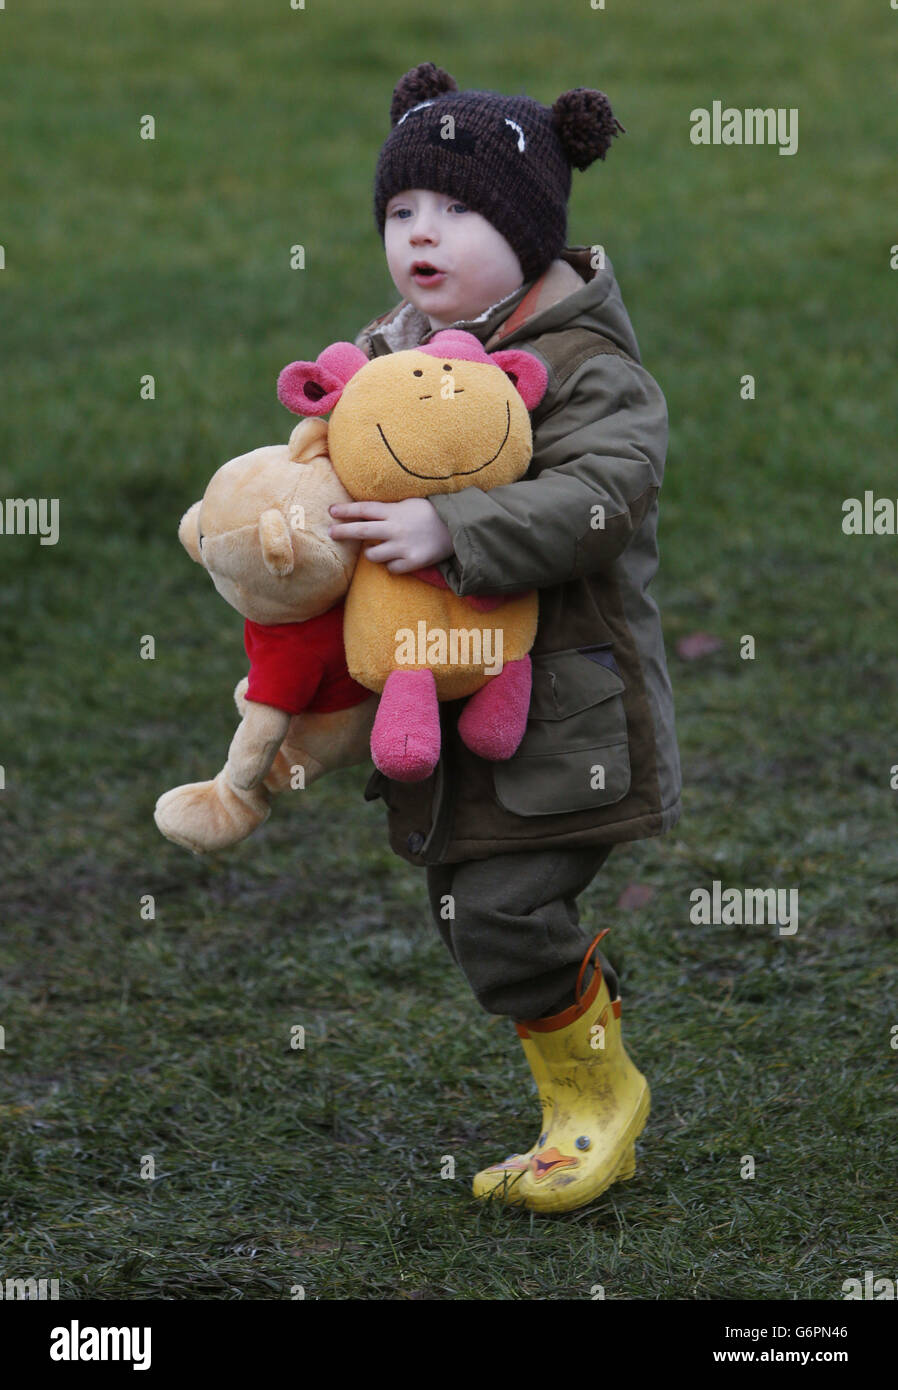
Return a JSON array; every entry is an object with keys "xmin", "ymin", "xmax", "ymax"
[{"xmin": 407, "ymin": 831, "xmax": 425, "ymax": 854}]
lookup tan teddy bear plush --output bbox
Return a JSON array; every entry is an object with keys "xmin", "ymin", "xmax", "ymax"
[
  {"xmin": 276, "ymin": 330, "xmax": 548, "ymax": 782},
  {"xmin": 154, "ymin": 417, "xmax": 377, "ymax": 854}
]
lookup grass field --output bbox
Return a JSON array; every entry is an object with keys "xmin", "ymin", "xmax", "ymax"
[{"xmin": 1, "ymin": 0, "xmax": 896, "ymax": 1299}]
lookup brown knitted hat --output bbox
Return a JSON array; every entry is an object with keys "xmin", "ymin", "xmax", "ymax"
[{"xmin": 374, "ymin": 62, "xmax": 625, "ymax": 283}]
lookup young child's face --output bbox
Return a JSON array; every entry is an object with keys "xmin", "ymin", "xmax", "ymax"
[{"xmin": 384, "ymin": 189, "xmax": 524, "ymax": 330}]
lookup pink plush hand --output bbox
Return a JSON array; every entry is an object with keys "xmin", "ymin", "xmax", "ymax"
[
  {"xmin": 410, "ymin": 569, "xmax": 531, "ymax": 612},
  {"xmin": 328, "ymin": 498, "xmax": 454, "ymax": 573},
  {"xmin": 462, "ymin": 594, "xmax": 505, "ymax": 612},
  {"xmin": 412, "ymin": 565, "xmax": 451, "ymax": 590}
]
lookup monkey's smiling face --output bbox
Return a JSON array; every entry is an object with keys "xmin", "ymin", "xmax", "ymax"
[{"xmin": 327, "ymin": 349, "xmax": 534, "ymax": 502}]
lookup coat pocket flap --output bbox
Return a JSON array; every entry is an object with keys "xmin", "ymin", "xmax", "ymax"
[
  {"xmin": 528, "ymin": 647, "xmax": 625, "ymax": 721},
  {"xmin": 494, "ymin": 742, "xmax": 631, "ymax": 816},
  {"xmin": 363, "ymin": 768, "xmax": 387, "ymax": 802}
]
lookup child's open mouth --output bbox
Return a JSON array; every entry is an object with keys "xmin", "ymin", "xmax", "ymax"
[{"xmin": 411, "ymin": 262, "xmax": 447, "ymax": 287}]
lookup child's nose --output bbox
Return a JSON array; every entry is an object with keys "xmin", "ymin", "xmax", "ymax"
[{"xmin": 410, "ymin": 218, "xmax": 438, "ymax": 242}]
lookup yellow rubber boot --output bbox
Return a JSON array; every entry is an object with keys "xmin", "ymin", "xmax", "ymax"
[
  {"xmin": 498, "ymin": 933, "xmax": 649, "ymax": 1214},
  {"xmin": 471, "ymin": 1025, "xmax": 552, "ymax": 1203}
]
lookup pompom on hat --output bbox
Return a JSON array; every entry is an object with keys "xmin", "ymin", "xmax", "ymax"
[{"xmin": 374, "ymin": 62, "xmax": 625, "ymax": 283}]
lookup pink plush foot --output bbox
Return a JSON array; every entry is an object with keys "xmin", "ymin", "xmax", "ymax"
[
  {"xmin": 457, "ymin": 656, "xmax": 532, "ymax": 760},
  {"xmin": 371, "ymin": 669, "xmax": 441, "ymax": 781}
]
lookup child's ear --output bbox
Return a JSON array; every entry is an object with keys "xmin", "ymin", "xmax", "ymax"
[{"xmin": 491, "ymin": 349, "xmax": 549, "ymax": 411}]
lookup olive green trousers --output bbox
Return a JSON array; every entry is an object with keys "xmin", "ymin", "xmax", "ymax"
[{"xmin": 425, "ymin": 844, "xmax": 618, "ymax": 1021}]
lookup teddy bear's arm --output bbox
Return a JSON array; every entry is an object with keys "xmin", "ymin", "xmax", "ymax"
[{"xmin": 226, "ymin": 702, "xmax": 292, "ymax": 790}]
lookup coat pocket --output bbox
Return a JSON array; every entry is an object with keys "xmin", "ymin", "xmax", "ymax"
[{"xmin": 492, "ymin": 645, "xmax": 631, "ymax": 816}]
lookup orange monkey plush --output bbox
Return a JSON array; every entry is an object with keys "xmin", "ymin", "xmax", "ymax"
[{"xmin": 277, "ymin": 330, "xmax": 548, "ymax": 781}]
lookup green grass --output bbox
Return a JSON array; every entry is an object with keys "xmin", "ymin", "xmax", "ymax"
[{"xmin": 1, "ymin": 0, "xmax": 896, "ymax": 1299}]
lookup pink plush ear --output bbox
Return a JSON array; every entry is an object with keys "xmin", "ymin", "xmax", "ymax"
[
  {"xmin": 277, "ymin": 341, "xmax": 369, "ymax": 416},
  {"xmin": 490, "ymin": 349, "xmax": 548, "ymax": 411}
]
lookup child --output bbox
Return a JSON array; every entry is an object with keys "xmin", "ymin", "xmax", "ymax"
[{"xmin": 327, "ymin": 62, "xmax": 682, "ymax": 1214}]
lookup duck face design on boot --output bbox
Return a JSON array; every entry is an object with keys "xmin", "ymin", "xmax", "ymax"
[{"xmin": 473, "ymin": 932, "xmax": 650, "ymax": 1214}]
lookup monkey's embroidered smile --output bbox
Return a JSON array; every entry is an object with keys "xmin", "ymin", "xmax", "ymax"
[{"xmin": 375, "ymin": 401, "xmax": 511, "ymax": 478}]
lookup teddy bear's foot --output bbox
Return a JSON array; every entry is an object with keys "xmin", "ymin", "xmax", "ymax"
[
  {"xmin": 371, "ymin": 669, "xmax": 441, "ymax": 782},
  {"xmin": 457, "ymin": 655, "xmax": 532, "ymax": 760},
  {"xmin": 154, "ymin": 769, "xmax": 271, "ymax": 854}
]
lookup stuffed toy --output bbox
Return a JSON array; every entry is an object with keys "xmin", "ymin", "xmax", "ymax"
[
  {"xmin": 276, "ymin": 329, "xmax": 548, "ymax": 782},
  {"xmin": 154, "ymin": 418, "xmax": 377, "ymax": 854}
]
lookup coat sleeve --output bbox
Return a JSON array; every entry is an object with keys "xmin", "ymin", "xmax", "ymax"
[{"xmin": 426, "ymin": 351, "xmax": 668, "ymax": 596}]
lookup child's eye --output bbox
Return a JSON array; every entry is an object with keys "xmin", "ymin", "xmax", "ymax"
[
  {"xmin": 448, "ymin": 202, "xmax": 468, "ymax": 214},
  {"xmin": 389, "ymin": 207, "xmax": 411, "ymax": 219}
]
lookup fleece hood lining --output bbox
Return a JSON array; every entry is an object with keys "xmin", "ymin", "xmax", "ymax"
[
  {"xmin": 377, "ymin": 282, "xmax": 527, "ymax": 352},
  {"xmin": 361, "ymin": 249, "xmax": 641, "ymax": 370}
]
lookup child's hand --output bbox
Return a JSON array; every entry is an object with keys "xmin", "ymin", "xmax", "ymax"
[{"xmin": 328, "ymin": 498, "xmax": 454, "ymax": 574}]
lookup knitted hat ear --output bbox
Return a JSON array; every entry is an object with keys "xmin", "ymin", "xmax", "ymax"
[
  {"xmin": 390, "ymin": 61, "xmax": 459, "ymax": 127},
  {"xmin": 552, "ymin": 88, "xmax": 626, "ymax": 169}
]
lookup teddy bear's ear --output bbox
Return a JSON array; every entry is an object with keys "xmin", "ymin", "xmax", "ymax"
[
  {"xmin": 490, "ymin": 349, "xmax": 549, "ymax": 411},
  {"xmin": 258, "ymin": 508, "xmax": 295, "ymax": 578},
  {"xmin": 178, "ymin": 501, "xmax": 204, "ymax": 564},
  {"xmin": 288, "ymin": 417, "xmax": 330, "ymax": 463}
]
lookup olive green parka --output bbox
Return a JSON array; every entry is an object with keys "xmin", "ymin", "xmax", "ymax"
[{"xmin": 352, "ymin": 246, "xmax": 682, "ymax": 866}]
